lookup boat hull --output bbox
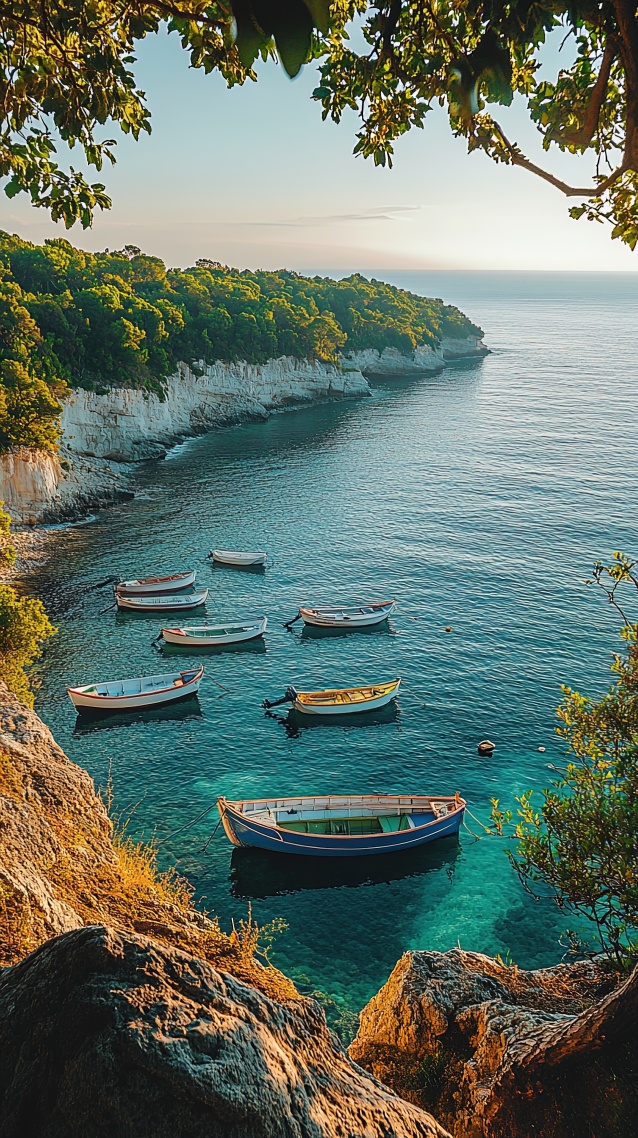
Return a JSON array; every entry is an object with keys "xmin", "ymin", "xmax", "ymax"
[
  {"xmin": 292, "ymin": 680, "xmax": 400, "ymax": 715},
  {"xmin": 212, "ymin": 550, "xmax": 267, "ymax": 566},
  {"xmin": 299, "ymin": 602, "xmax": 395, "ymax": 628},
  {"xmin": 68, "ymin": 667, "xmax": 204, "ymax": 713},
  {"xmin": 117, "ymin": 570, "xmax": 196, "ymax": 595},
  {"xmin": 218, "ymin": 796, "xmax": 464, "ymax": 857},
  {"xmin": 116, "ymin": 590, "xmax": 208, "ymax": 612},
  {"xmin": 162, "ymin": 618, "xmax": 267, "ymax": 646}
]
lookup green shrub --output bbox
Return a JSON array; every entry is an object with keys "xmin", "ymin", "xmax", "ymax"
[{"xmin": 0, "ymin": 585, "xmax": 56, "ymax": 706}]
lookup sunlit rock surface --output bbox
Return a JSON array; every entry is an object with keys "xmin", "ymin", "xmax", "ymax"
[
  {"xmin": 351, "ymin": 947, "xmax": 638, "ymax": 1138},
  {"xmin": 60, "ymin": 357, "xmax": 370, "ymax": 463}
]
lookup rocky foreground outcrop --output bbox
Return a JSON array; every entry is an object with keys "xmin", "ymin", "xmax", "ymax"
[
  {"xmin": 350, "ymin": 948, "xmax": 638, "ymax": 1138},
  {"xmin": 0, "ymin": 926, "xmax": 450, "ymax": 1138},
  {"xmin": 0, "ymin": 685, "xmax": 449, "ymax": 1136}
]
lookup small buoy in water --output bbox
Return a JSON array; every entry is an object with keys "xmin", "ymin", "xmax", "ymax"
[
  {"xmin": 538, "ymin": 746, "xmax": 546, "ymax": 752},
  {"xmin": 445, "ymin": 625, "xmax": 452, "ymax": 632},
  {"xmin": 477, "ymin": 739, "xmax": 495, "ymax": 756}
]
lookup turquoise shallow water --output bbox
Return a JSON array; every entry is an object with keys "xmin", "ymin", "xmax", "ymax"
[{"xmin": 30, "ymin": 271, "xmax": 638, "ymax": 1030}]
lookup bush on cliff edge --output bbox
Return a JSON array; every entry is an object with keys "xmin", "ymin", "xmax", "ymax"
[
  {"xmin": 0, "ymin": 585, "xmax": 55, "ymax": 707},
  {"xmin": 493, "ymin": 551, "xmax": 638, "ymax": 967}
]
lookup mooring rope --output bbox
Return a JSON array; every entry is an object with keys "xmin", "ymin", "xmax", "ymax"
[
  {"xmin": 199, "ymin": 815, "xmax": 224, "ymax": 853},
  {"xmin": 156, "ymin": 801, "xmax": 218, "ymax": 846}
]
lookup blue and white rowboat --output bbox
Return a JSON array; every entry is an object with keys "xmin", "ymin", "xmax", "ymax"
[{"xmin": 217, "ymin": 793, "xmax": 465, "ymax": 857}]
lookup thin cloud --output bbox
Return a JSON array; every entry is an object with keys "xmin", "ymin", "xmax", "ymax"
[{"xmin": 247, "ymin": 206, "xmax": 421, "ymax": 227}]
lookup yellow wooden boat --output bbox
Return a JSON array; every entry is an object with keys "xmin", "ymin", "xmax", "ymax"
[{"xmin": 263, "ymin": 678, "xmax": 401, "ymax": 716}]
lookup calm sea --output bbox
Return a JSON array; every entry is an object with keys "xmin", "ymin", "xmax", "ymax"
[{"xmin": 30, "ymin": 271, "xmax": 638, "ymax": 1032}]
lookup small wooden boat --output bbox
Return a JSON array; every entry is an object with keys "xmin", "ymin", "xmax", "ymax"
[
  {"xmin": 217, "ymin": 793, "xmax": 466, "ymax": 857},
  {"xmin": 211, "ymin": 549, "xmax": 267, "ymax": 567},
  {"xmin": 263, "ymin": 678, "xmax": 400, "ymax": 716},
  {"xmin": 68, "ymin": 664, "xmax": 204, "ymax": 712},
  {"xmin": 161, "ymin": 616, "xmax": 267, "ymax": 646},
  {"xmin": 298, "ymin": 601, "xmax": 396, "ymax": 628},
  {"xmin": 116, "ymin": 590, "xmax": 209, "ymax": 612},
  {"xmin": 116, "ymin": 570, "xmax": 196, "ymax": 595}
]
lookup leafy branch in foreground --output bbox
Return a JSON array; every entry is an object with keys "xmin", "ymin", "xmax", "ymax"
[
  {"xmin": 4, "ymin": 3, "xmax": 638, "ymax": 245},
  {"xmin": 0, "ymin": 0, "xmax": 327, "ymax": 228},
  {"xmin": 314, "ymin": 2, "xmax": 638, "ymax": 248},
  {"xmin": 492, "ymin": 552, "xmax": 638, "ymax": 967}
]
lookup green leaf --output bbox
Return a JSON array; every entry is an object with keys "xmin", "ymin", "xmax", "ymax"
[{"xmin": 301, "ymin": 0, "xmax": 331, "ymax": 34}]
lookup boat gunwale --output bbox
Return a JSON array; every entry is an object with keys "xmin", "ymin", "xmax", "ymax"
[
  {"xmin": 219, "ymin": 793, "xmax": 465, "ymax": 842},
  {"xmin": 68, "ymin": 663, "xmax": 205, "ymax": 701},
  {"xmin": 116, "ymin": 570, "xmax": 196, "ymax": 593},
  {"xmin": 117, "ymin": 589, "xmax": 209, "ymax": 607},
  {"xmin": 294, "ymin": 677, "xmax": 400, "ymax": 704},
  {"xmin": 299, "ymin": 600, "xmax": 395, "ymax": 619},
  {"xmin": 162, "ymin": 616, "xmax": 267, "ymax": 638}
]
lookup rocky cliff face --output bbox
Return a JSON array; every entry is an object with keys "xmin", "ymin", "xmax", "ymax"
[
  {"xmin": 0, "ymin": 683, "xmax": 289, "ymax": 1000},
  {"xmin": 347, "ymin": 335, "xmax": 487, "ymax": 377},
  {"xmin": 350, "ymin": 948, "xmax": 638, "ymax": 1138},
  {"xmin": 0, "ymin": 337, "xmax": 487, "ymax": 523},
  {"xmin": 0, "ymin": 446, "xmax": 133, "ymax": 525},
  {"xmin": 61, "ymin": 356, "xmax": 370, "ymax": 463}
]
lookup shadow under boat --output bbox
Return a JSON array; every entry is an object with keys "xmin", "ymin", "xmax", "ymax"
[
  {"xmin": 228, "ymin": 835, "xmax": 461, "ymax": 899},
  {"xmin": 72, "ymin": 695, "xmax": 203, "ymax": 735},
  {"xmin": 115, "ymin": 606, "xmax": 207, "ymax": 624},
  {"xmin": 265, "ymin": 700, "xmax": 400, "ymax": 738},
  {"xmin": 298, "ymin": 621, "xmax": 395, "ymax": 641},
  {"xmin": 160, "ymin": 637, "xmax": 267, "ymax": 657},
  {"xmin": 210, "ymin": 561, "xmax": 265, "ymax": 575}
]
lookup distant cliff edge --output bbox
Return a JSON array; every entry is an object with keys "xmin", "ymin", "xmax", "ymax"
[{"xmin": 0, "ymin": 335, "xmax": 486, "ymax": 524}]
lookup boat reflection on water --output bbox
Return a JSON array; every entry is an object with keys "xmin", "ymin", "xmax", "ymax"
[
  {"xmin": 299, "ymin": 622, "xmax": 395, "ymax": 642},
  {"xmin": 72, "ymin": 696, "xmax": 203, "ymax": 735},
  {"xmin": 161, "ymin": 637, "xmax": 267, "ymax": 657},
  {"xmin": 265, "ymin": 700, "xmax": 400, "ymax": 738},
  {"xmin": 229, "ymin": 836, "xmax": 461, "ymax": 899}
]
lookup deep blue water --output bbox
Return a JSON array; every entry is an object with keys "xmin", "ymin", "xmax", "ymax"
[{"xmin": 29, "ymin": 271, "xmax": 638, "ymax": 1030}]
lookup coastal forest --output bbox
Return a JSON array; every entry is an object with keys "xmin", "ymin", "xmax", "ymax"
[{"xmin": 0, "ymin": 232, "xmax": 481, "ymax": 451}]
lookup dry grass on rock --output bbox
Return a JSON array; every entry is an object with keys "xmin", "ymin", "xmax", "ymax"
[{"xmin": 0, "ymin": 685, "xmax": 296, "ymax": 1003}]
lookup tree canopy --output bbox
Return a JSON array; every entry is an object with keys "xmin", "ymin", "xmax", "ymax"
[
  {"xmin": 1, "ymin": 2, "xmax": 638, "ymax": 244},
  {"xmin": 0, "ymin": 231, "xmax": 481, "ymax": 449}
]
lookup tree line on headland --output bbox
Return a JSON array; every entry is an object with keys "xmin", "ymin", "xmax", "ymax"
[{"xmin": 0, "ymin": 232, "xmax": 481, "ymax": 452}]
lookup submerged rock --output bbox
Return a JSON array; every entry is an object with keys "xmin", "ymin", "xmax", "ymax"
[
  {"xmin": 350, "ymin": 947, "xmax": 638, "ymax": 1137},
  {"xmin": 0, "ymin": 925, "xmax": 451, "ymax": 1138}
]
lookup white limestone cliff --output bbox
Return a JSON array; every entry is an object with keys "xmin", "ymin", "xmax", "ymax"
[
  {"xmin": 60, "ymin": 355, "xmax": 370, "ymax": 463},
  {"xmin": 346, "ymin": 334, "xmax": 487, "ymax": 376},
  {"xmin": 0, "ymin": 337, "xmax": 487, "ymax": 524}
]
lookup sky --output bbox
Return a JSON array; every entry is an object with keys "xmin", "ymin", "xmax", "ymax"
[{"xmin": 1, "ymin": 26, "xmax": 636, "ymax": 273}]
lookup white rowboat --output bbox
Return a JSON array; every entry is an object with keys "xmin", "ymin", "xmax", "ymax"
[
  {"xmin": 211, "ymin": 549, "xmax": 267, "ymax": 567},
  {"xmin": 68, "ymin": 665, "xmax": 204, "ymax": 712},
  {"xmin": 162, "ymin": 616, "xmax": 268, "ymax": 646},
  {"xmin": 299, "ymin": 601, "xmax": 396, "ymax": 628},
  {"xmin": 116, "ymin": 589, "xmax": 209, "ymax": 612},
  {"xmin": 116, "ymin": 570, "xmax": 196, "ymax": 595}
]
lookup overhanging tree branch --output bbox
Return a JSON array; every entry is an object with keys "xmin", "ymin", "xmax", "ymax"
[{"xmin": 490, "ymin": 119, "xmax": 628, "ymax": 197}]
